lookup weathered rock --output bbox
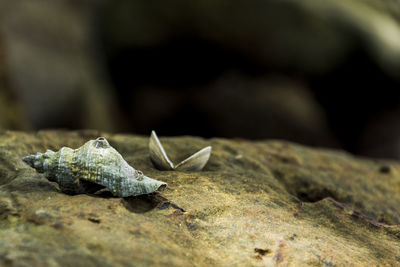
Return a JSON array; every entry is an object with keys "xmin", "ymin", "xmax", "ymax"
[{"xmin": 0, "ymin": 130, "xmax": 399, "ymax": 266}]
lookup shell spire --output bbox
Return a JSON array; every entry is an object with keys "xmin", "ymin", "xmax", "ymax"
[
  {"xmin": 22, "ymin": 137, "xmax": 167, "ymax": 197},
  {"xmin": 22, "ymin": 149, "xmax": 56, "ymax": 173}
]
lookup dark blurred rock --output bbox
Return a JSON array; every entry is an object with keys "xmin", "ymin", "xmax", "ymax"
[
  {"xmin": 194, "ymin": 74, "xmax": 339, "ymax": 146},
  {"xmin": 0, "ymin": 34, "xmax": 28, "ymax": 130},
  {"xmin": 130, "ymin": 74, "xmax": 340, "ymax": 148},
  {"xmin": 0, "ymin": 130, "xmax": 400, "ymax": 265},
  {"xmin": 101, "ymin": 0, "xmax": 400, "ymax": 158},
  {"xmin": 102, "ymin": 0, "xmax": 400, "ymax": 76},
  {"xmin": 357, "ymin": 108, "xmax": 400, "ymax": 159},
  {"xmin": 0, "ymin": 0, "xmax": 120, "ymax": 131}
]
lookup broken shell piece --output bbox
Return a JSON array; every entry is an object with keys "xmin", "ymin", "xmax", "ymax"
[
  {"xmin": 149, "ymin": 131, "xmax": 211, "ymax": 171},
  {"xmin": 23, "ymin": 137, "xmax": 167, "ymax": 197}
]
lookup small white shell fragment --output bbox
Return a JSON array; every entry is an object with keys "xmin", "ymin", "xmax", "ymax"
[
  {"xmin": 149, "ymin": 131, "xmax": 211, "ymax": 171},
  {"xmin": 34, "ymin": 209, "xmax": 46, "ymax": 215}
]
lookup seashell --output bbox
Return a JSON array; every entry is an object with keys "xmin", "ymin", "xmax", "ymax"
[
  {"xmin": 149, "ymin": 131, "xmax": 211, "ymax": 171},
  {"xmin": 22, "ymin": 137, "xmax": 167, "ymax": 197}
]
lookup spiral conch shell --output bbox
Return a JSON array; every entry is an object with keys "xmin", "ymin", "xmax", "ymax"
[{"xmin": 22, "ymin": 137, "xmax": 167, "ymax": 197}]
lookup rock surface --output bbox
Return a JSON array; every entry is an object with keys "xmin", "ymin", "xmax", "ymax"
[{"xmin": 0, "ymin": 130, "xmax": 399, "ymax": 266}]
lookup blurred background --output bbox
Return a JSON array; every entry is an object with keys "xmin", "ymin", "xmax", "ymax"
[{"xmin": 1, "ymin": 0, "xmax": 400, "ymax": 159}]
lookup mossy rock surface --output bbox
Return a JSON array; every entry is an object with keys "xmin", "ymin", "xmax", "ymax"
[{"xmin": 0, "ymin": 130, "xmax": 399, "ymax": 266}]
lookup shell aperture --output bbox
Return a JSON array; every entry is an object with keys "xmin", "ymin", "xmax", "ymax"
[{"xmin": 22, "ymin": 137, "xmax": 167, "ymax": 197}]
